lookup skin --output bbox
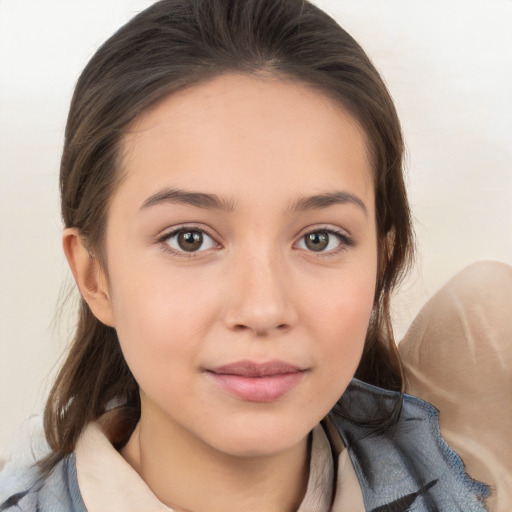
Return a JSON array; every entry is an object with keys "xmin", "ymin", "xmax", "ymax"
[{"xmin": 64, "ymin": 73, "xmax": 378, "ymax": 512}]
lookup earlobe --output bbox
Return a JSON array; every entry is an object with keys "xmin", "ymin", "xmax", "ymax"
[{"xmin": 62, "ymin": 228, "xmax": 115, "ymax": 327}]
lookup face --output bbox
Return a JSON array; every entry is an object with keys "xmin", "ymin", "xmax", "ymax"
[{"xmin": 103, "ymin": 74, "xmax": 377, "ymax": 457}]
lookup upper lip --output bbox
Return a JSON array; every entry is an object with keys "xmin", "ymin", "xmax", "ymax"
[{"xmin": 209, "ymin": 360, "xmax": 304, "ymax": 377}]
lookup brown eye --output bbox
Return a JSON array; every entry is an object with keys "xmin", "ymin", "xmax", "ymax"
[
  {"xmin": 297, "ymin": 230, "xmax": 348, "ymax": 253},
  {"xmin": 305, "ymin": 231, "xmax": 330, "ymax": 251},
  {"xmin": 164, "ymin": 229, "xmax": 216, "ymax": 253},
  {"xmin": 177, "ymin": 231, "xmax": 204, "ymax": 251}
]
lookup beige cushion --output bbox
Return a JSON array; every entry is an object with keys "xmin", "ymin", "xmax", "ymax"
[{"xmin": 399, "ymin": 261, "xmax": 512, "ymax": 512}]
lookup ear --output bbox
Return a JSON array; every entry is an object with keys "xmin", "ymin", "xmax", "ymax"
[{"xmin": 62, "ymin": 228, "xmax": 115, "ymax": 327}]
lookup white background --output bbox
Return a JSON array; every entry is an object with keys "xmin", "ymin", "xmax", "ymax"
[{"xmin": 1, "ymin": 0, "xmax": 511, "ymax": 457}]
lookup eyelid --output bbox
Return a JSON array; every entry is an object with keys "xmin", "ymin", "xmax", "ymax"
[
  {"xmin": 293, "ymin": 225, "xmax": 355, "ymax": 255},
  {"xmin": 154, "ymin": 223, "xmax": 354, "ymax": 258},
  {"xmin": 156, "ymin": 224, "xmax": 222, "ymax": 257}
]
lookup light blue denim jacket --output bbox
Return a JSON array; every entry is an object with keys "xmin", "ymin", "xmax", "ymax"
[{"xmin": 330, "ymin": 379, "xmax": 489, "ymax": 511}]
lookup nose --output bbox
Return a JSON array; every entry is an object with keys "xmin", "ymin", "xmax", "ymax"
[{"xmin": 222, "ymin": 250, "xmax": 297, "ymax": 337}]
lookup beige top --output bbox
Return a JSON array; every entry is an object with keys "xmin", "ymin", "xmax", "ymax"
[
  {"xmin": 75, "ymin": 421, "xmax": 366, "ymax": 512},
  {"xmin": 75, "ymin": 261, "xmax": 511, "ymax": 511}
]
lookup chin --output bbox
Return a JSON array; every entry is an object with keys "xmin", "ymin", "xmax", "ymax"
[
  {"xmin": 202, "ymin": 418, "xmax": 313, "ymax": 459},
  {"xmin": 218, "ymin": 439, "xmax": 305, "ymax": 459}
]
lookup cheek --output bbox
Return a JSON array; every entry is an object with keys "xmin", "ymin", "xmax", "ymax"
[
  {"xmin": 311, "ymin": 307, "xmax": 372, "ymax": 414},
  {"xmin": 310, "ymin": 294, "xmax": 372, "ymax": 369},
  {"xmin": 303, "ymin": 258, "xmax": 377, "ymax": 373},
  {"xmin": 107, "ymin": 263, "xmax": 221, "ymax": 388}
]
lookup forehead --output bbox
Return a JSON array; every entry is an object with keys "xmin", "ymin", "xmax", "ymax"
[{"xmin": 118, "ymin": 73, "xmax": 373, "ymax": 210}]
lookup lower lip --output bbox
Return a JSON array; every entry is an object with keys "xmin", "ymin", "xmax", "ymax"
[{"xmin": 207, "ymin": 371, "xmax": 305, "ymax": 402}]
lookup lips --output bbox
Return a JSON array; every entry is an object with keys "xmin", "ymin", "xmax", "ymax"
[
  {"xmin": 206, "ymin": 360, "xmax": 306, "ymax": 402},
  {"xmin": 212, "ymin": 360, "xmax": 303, "ymax": 377}
]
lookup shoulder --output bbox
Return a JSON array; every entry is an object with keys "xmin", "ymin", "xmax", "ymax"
[
  {"xmin": 0, "ymin": 461, "xmax": 41, "ymax": 512},
  {"xmin": 399, "ymin": 261, "xmax": 512, "ymax": 510},
  {"xmin": 0, "ymin": 455, "xmax": 86, "ymax": 512},
  {"xmin": 330, "ymin": 379, "xmax": 490, "ymax": 511}
]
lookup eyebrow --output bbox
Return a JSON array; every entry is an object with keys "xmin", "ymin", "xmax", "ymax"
[
  {"xmin": 140, "ymin": 187, "xmax": 367, "ymax": 216},
  {"xmin": 290, "ymin": 191, "xmax": 368, "ymax": 216},
  {"xmin": 140, "ymin": 188, "xmax": 236, "ymax": 211}
]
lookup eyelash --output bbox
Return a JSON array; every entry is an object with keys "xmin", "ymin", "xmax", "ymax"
[
  {"xmin": 295, "ymin": 227, "xmax": 355, "ymax": 257},
  {"xmin": 157, "ymin": 225, "xmax": 220, "ymax": 258},
  {"xmin": 156, "ymin": 225, "xmax": 354, "ymax": 258}
]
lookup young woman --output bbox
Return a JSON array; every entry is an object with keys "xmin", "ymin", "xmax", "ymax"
[{"xmin": 1, "ymin": 0, "xmax": 508, "ymax": 510}]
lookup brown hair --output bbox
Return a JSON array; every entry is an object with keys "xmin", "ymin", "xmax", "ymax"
[{"xmin": 42, "ymin": 0, "xmax": 414, "ymax": 471}]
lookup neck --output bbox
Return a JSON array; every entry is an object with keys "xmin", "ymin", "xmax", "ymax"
[{"xmin": 121, "ymin": 410, "xmax": 310, "ymax": 512}]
